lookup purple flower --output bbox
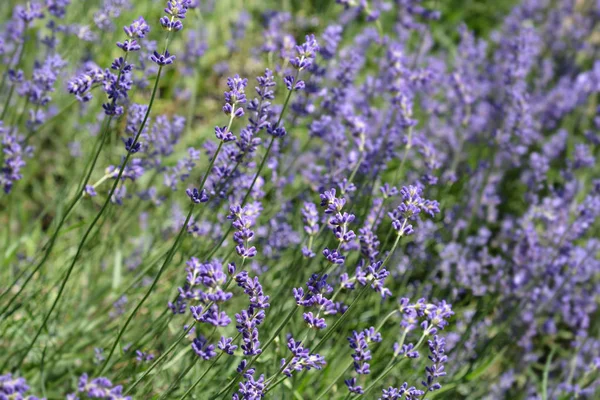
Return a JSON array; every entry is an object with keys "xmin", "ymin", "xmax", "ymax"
[
  {"xmin": 320, "ymin": 25, "xmax": 343, "ymax": 60},
  {"xmin": 124, "ymin": 16, "xmax": 150, "ymax": 38},
  {"xmin": 1, "ymin": 125, "xmax": 33, "ymax": 194},
  {"xmin": 0, "ymin": 373, "xmax": 35, "ymax": 398},
  {"xmin": 215, "ymin": 125, "xmax": 236, "ymax": 142},
  {"xmin": 345, "ymin": 377, "xmax": 364, "ymax": 394},
  {"xmin": 223, "ymin": 74, "xmax": 248, "ymax": 118},
  {"xmin": 234, "ymin": 371, "xmax": 266, "ymax": 399},
  {"xmin": 388, "ymin": 185, "xmax": 440, "ymax": 236},
  {"xmin": 320, "ymin": 188, "xmax": 346, "ymax": 214},
  {"xmin": 218, "ymin": 336, "xmax": 238, "ymax": 355},
  {"xmin": 47, "ymin": 0, "xmax": 71, "ymax": 18},
  {"xmin": 290, "ymin": 34, "xmax": 320, "ymax": 71},
  {"xmin": 303, "ymin": 311, "xmax": 327, "ymax": 330},
  {"xmin": 394, "ymin": 342, "xmax": 420, "ymax": 359},
  {"xmin": 164, "ymin": 0, "xmax": 189, "ymax": 19},
  {"xmin": 323, "ymin": 248, "xmax": 345, "ymax": 264},
  {"xmin": 284, "ymin": 74, "xmax": 305, "ymax": 91},
  {"xmin": 17, "ymin": 2, "xmax": 45, "ymax": 22},
  {"xmin": 192, "ymin": 336, "xmax": 217, "ymax": 360},
  {"xmin": 123, "ymin": 137, "xmax": 141, "ymax": 153},
  {"xmin": 160, "ymin": 16, "xmax": 183, "ymax": 32},
  {"xmin": 266, "ymin": 124, "xmax": 286, "ymax": 137},
  {"xmin": 117, "ymin": 39, "xmax": 141, "ymax": 52},
  {"xmin": 280, "ymin": 337, "xmax": 326, "ymax": 377},
  {"xmin": 234, "ymin": 272, "xmax": 269, "ymax": 356},
  {"xmin": 69, "ymin": 373, "xmax": 132, "ymax": 400},
  {"xmin": 186, "ymin": 187, "xmax": 209, "ymax": 203},
  {"xmin": 67, "ymin": 65, "xmax": 104, "ymax": 102},
  {"xmin": 150, "ymin": 50, "xmax": 176, "ymax": 66},
  {"xmin": 229, "ymin": 205, "xmax": 259, "ymax": 259},
  {"xmin": 135, "ymin": 350, "xmax": 154, "ymax": 362},
  {"xmin": 302, "ymin": 202, "xmax": 320, "ymax": 236},
  {"xmin": 421, "ymin": 335, "xmax": 447, "ymax": 393},
  {"xmin": 379, "ymin": 383, "xmax": 425, "ymax": 400}
]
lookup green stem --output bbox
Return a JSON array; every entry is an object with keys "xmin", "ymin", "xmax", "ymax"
[
  {"xmin": 9, "ymin": 54, "xmax": 147, "ymax": 366},
  {"xmin": 315, "ymin": 364, "xmax": 353, "ymax": 400},
  {"xmin": 162, "ymin": 358, "xmax": 198, "ymax": 399},
  {"xmin": 393, "ymin": 125, "xmax": 413, "ymax": 184},
  {"xmin": 239, "ymin": 69, "xmax": 298, "ymax": 207},
  {"xmin": 98, "ymin": 204, "xmax": 194, "ymax": 374},
  {"xmin": 126, "ymin": 322, "xmax": 197, "ymax": 394},
  {"xmin": 542, "ymin": 348, "xmax": 556, "ymax": 400},
  {"xmin": 0, "ymin": 115, "xmax": 113, "ymax": 317},
  {"xmin": 1, "ymin": 84, "xmax": 15, "ymax": 120},
  {"xmin": 0, "ymin": 53, "xmax": 130, "ymax": 315},
  {"xmin": 263, "ymin": 228, "xmax": 405, "ymax": 395},
  {"xmin": 240, "ymin": 135, "xmax": 275, "ymax": 206},
  {"xmin": 359, "ymin": 331, "xmax": 422, "ymax": 398},
  {"xmin": 180, "ymin": 351, "xmax": 226, "ymax": 400}
]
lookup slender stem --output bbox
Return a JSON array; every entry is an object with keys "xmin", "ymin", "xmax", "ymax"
[
  {"xmin": 9, "ymin": 53, "xmax": 149, "ymax": 366},
  {"xmin": 0, "ymin": 115, "xmax": 113, "ymax": 317},
  {"xmin": 359, "ymin": 331, "xmax": 424, "ymax": 398},
  {"xmin": 99, "ymin": 205, "xmax": 194, "ymax": 374},
  {"xmin": 315, "ymin": 364, "xmax": 353, "ymax": 400},
  {"xmin": 9, "ymin": 97, "xmax": 29, "ymax": 135},
  {"xmin": 239, "ymin": 70, "xmax": 298, "ymax": 207},
  {"xmin": 394, "ymin": 125, "xmax": 413, "ymax": 184},
  {"xmin": 541, "ymin": 348, "xmax": 555, "ymax": 400},
  {"xmin": 240, "ymin": 136, "xmax": 275, "ymax": 206},
  {"xmin": 343, "ymin": 152, "xmax": 364, "ymax": 195},
  {"xmin": 374, "ymin": 309, "xmax": 399, "ymax": 333},
  {"xmin": 1, "ymin": 84, "xmax": 15, "ymax": 120},
  {"xmin": 261, "ymin": 228, "xmax": 406, "ymax": 395},
  {"xmin": 126, "ymin": 322, "xmax": 197, "ymax": 394},
  {"xmin": 0, "ymin": 52, "xmax": 130, "ymax": 314},
  {"xmin": 262, "ymin": 375, "xmax": 289, "ymax": 396},
  {"xmin": 180, "ymin": 352, "xmax": 225, "ymax": 400},
  {"xmin": 161, "ymin": 358, "xmax": 198, "ymax": 399},
  {"xmin": 200, "ymin": 140, "xmax": 224, "ymax": 190}
]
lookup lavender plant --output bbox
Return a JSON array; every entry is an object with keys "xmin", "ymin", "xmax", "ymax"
[{"xmin": 0, "ymin": 0, "xmax": 599, "ymax": 399}]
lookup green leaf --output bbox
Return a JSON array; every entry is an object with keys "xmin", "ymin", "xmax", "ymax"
[
  {"xmin": 112, "ymin": 249, "xmax": 122, "ymax": 290},
  {"xmin": 466, "ymin": 348, "xmax": 507, "ymax": 381}
]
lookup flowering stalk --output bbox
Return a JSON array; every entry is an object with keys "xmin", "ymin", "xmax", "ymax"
[
  {"xmin": 103, "ymin": 72, "xmax": 248, "ymax": 378},
  {"xmin": 207, "ymin": 35, "xmax": 319, "ymax": 261},
  {"xmin": 356, "ymin": 331, "xmax": 427, "ymax": 399},
  {"xmin": 177, "ymin": 331, "xmax": 243, "ymax": 400},
  {"xmin": 240, "ymin": 69, "xmax": 297, "ymax": 206}
]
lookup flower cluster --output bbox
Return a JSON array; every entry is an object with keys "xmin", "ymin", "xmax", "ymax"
[
  {"xmin": 293, "ymin": 273, "xmax": 342, "ymax": 330},
  {"xmin": 388, "ymin": 186, "xmax": 440, "ymax": 236},
  {"xmin": 160, "ymin": 0, "xmax": 190, "ymax": 32},
  {"xmin": 398, "ymin": 298, "xmax": 454, "ymax": 335},
  {"xmin": 223, "ymin": 74, "xmax": 248, "ymax": 119},
  {"xmin": 168, "ymin": 258, "xmax": 232, "ymax": 316},
  {"xmin": 280, "ymin": 337, "xmax": 326, "ymax": 377},
  {"xmin": 4, "ymin": 1, "xmax": 600, "ymax": 399},
  {"xmin": 228, "ymin": 204, "xmax": 261, "ymax": 259},
  {"xmin": 67, "ymin": 373, "xmax": 131, "ymax": 400},
  {"xmin": 348, "ymin": 327, "xmax": 382, "ymax": 374},
  {"xmin": 0, "ymin": 373, "xmax": 40, "ymax": 400},
  {"xmin": 422, "ymin": 335, "xmax": 447, "ymax": 393},
  {"xmin": 1, "ymin": 124, "xmax": 33, "ymax": 194},
  {"xmin": 235, "ymin": 271, "xmax": 270, "ymax": 356}
]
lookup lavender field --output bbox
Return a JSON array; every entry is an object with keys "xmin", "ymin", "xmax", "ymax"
[{"xmin": 1, "ymin": 0, "xmax": 599, "ymax": 399}]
